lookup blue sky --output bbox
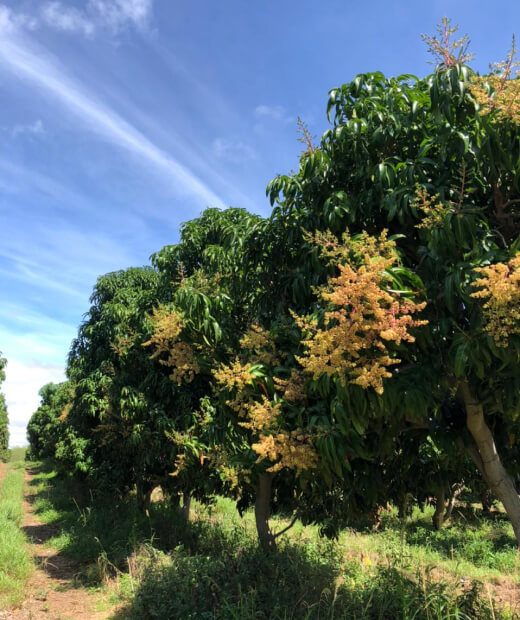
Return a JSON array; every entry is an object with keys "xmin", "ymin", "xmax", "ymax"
[{"xmin": 0, "ymin": 0, "xmax": 518, "ymax": 446}]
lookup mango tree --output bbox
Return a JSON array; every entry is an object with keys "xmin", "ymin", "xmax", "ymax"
[
  {"xmin": 146, "ymin": 208, "xmax": 269, "ymax": 519},
  {"xmin": 26, "ymin": 381, "xmax": 74, "ymax": 461},
  {"xmin": 64, "ymin": 266, "xmax": 191, "ymax": 508},
  {"xmin": 265, "ymin": 29, "xmax": 520, "ymax": 541}
]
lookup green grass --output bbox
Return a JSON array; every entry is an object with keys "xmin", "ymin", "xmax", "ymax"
[
  {"xmin": 26, "ymin": 463, "xmax": 520, "ymax": 619},
  {"xmin": 9, "ymin": 446, "xmax": 27, "ymax": 463},
  {"xmin": 0, "ymin": 464, "xmax": 32, "ymax": 607}
]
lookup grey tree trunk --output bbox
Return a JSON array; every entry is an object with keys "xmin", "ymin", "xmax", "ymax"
[
  {"xmin": 398, "ymin": 492, "xmax": 412, "ymax": 520},
  {"xmin": 255, "ymin": 473, "xmax": 276, "ymax": 552},
  {"xmin": 136, "ymin": 483, "xmax": 152, "ymax": 517},
  {"xmin": 444, "ymin": 483, "xmax": 463, "ymax": 522},
  {"xmin": 181, "ymin": 492, "xmax": 191, "ymax": 521},
  {"xmin": 460, "ymin": 380, "xmax": 520, "ymax": 546},
  {"xmin": 432, "ymin": 488, "xmax": 445, "ymax": 530},
  {"xmin": 480, "ymin": 488, "xmax": 492, "ymax": 514}
]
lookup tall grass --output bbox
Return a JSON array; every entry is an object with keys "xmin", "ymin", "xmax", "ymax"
[{"xmin": 0, "ymin": 465, "xmax": 32, "ymax": 607}]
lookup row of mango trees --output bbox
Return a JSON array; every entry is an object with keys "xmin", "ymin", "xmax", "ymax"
[{"xmin": 28, "ymin": 31, "xmax": 520, "ymax": 550}]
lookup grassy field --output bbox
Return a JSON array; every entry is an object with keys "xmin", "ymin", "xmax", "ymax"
[
  {"xmin": 25, "ymin": 462, "xmax": 520, "ymax": 619},
  {"xmin": 0, "ymin": 453, "xmax": 32, "ymax": 608}
]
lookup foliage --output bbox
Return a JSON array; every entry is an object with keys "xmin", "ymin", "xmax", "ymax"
[
  {"xmin": 26, "ymin": 381, "xmax": 74, "ymax": 461},
  {"xmin": 63, "ymin": 266, "xmax": 198, "ymax": 504},
  {"xmin": 263, "ymin": 24, "xmax": 520, "ymax": 537},
  {"xmin": 26, "ymin": 17, "xmax": 520, "ymax": 567},
  {"xmin": 0, "ymin": 354, "xmax": 9, "ymax": 462}
]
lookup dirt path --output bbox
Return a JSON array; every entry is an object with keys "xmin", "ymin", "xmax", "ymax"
[
  {"xmin": 0, "ymin": 462, "xmax": 7, "ymax": 486},
  {"xmin": 4, "ymin": 468, "xmax": 118, "ymax": 620}
]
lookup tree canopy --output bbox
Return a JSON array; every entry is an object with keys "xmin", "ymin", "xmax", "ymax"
[{"xmin": 27, "ymin": 22, "xmax": 520, "ymax": 548}]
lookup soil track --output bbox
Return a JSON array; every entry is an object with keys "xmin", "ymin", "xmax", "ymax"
[
  {"xmin": 2, "ymin": 468, "xmax": 117, "ymax": 620},
  {"xmin": 0, "ymin": 462, "xmax": 7, "ymax": 486}
]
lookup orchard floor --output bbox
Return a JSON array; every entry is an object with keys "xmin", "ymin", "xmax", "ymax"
[
  {"xmin": 3, "ymin": 461, "xmax": 520, "ymax": 619},
  {"xmin": 1, "ymin": 467, "xmax": 117, "ymax": 620}
]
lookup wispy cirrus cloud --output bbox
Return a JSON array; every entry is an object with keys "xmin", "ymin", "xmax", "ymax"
[
  {"xmin": 0, "ymin": 5, "xmax": 38, "ymax": 33},
  {"xmin": 0, "ymin": 30, "xmax": 223, "ymax": 207},
  {"xmin": 0, "ymin": 0, "xmax": 153, "ymax": 38},
  {"xmin": 88, "ymin": 0, "xmax": 152, "ymax": 32},
  {"xmin": 212, "ymin": 138, "xmax": 256, "ymax": 164},
  {"xmin": 254, "ymin": 104, "xmax": 293, "ymax": 124},
  {"xmin": 41, "ymin": 3, "xmax": 96, "ymax": 36},
  {"xmin": 9, "ymin": 118, "xmax": 45, "ymax": 138}
]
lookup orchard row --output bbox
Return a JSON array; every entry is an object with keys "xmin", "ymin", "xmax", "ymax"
[{"xmin": 28, "ymin": 27, "xmax": 520, "ymax": 549}]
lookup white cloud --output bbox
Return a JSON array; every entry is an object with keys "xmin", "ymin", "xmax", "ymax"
[
  {"xmin": 41, "ymin": 2, "xmax": 95, "ymax": 36},
  {"xmin": 254, "ymin": 104, "xmax": 293, "ymax": 124},
  {"xmin": 11, "ymin": 118, "xmax": 45, "ymax": 138},
  {"xmin": 0, "ymin": 304, "xmax": 77, "ymax": 363},
  {"xmin": 0, "ymin": 6, "xmax": 38, "ymax": 34},
  {"xmin": 0, "ymin": 1, "xmax": 153, "ymax": 38},
  {"xmin": 88, "ymin": 0, "xmax": 152, "ymax": 32},
  {"xmin": 3, "ymin": 358, "xmax": 66, "ymax": 447},
  {"xmin": 0, "ymin": 306, "xmax": 74, "ymax": 447},
  {"xmin": 0, "ymin": 6, "xmax": 11, "ymax": 33},
  {"xmin": 0, "ymin": 33, "xmax": 223, "ymax": 207},
  {"xmin": 213, "ymin": 138, "xmax": 256, "ymax": 164}
]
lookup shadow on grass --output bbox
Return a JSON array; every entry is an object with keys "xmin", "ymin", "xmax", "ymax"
[
  {"xmin": 112, "ymin": 545, "xmax": 498, "ymax": 620},
  {"xmin": 32, "ymin": 550, "xmax": 80, "ymax": 584},
  {"xmin": 25, "ymin": 463, "xmax": 505, "ymax": 619}
]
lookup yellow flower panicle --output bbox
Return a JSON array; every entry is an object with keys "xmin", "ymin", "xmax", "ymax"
[
  {"xmin": 59, "ymin": 402, "xmax": 72, "ymax": 421},
  {"xmin": 213, "ymin": 358, "xmax": 256, "ymax": 416},
  {"xmin": 274, "ymin": 369, "xmax": 307, "ymax": 403},
  {"xmin": 213, "ymin": 358, "xmax": 254, "ymax": 391},
  {"xmin": 297, "ymin": 231, "xmax": 427, "ymax": 394},
  {"xmin": 412, "ymin": 186, "xmax": 453, "ymax": 229},
  {"xmin": 252, "ymin": 430, "xmax": 318, "ymax": 474},
  {"xmin": 111, "ymin": 332, "xmax": 136, "ymax": 357},
  {"xmin": 472, "ymin": 255, "xmax": 520, "ymax": 346},
  {"xmin": 208, "ymin": 446, "xmax": 252, "ymax": 490},
  {"xmin": 214, "ymin": 355, "xmax": 317, "ymax": 474},
  {"xmin": 144, "ymin": 305, "xmax": 183, "ymax": 353},
  {"xmin": 240, "ymin": 324, "xmax": 279, "ymax": 366},
  {"xmin": 143, "ymin": 305, "xmax": 200, "ymax": 384},
  {"xmin": 238, "ymin": 397, "xmax": 281, "ymax": 431},
  {"xmin": 170, "ymin": 452, "xmax": 187, "ymax": 477},
  {"xmin": 470, "ymin": 42, "xmax": 520, "ymax": 125}
]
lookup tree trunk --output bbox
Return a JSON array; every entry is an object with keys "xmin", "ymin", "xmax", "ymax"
[
  {"xmin": 444, "ymin": 483, "xmax": 463, "ymax": 522},
  {"xmin": 136, "ymin": 483, "xmax": 152, "ymax": 517},
  {"xmin": 460, "ymin": 380, "xmax": 520, "ymax": 545},
  {"xmin": 255, "ymin": 473, "xmax": 276, "ymax": 552},
  {"xmin": 181, "ymin": 492, "xmax": 191, "ymax": 521},
  {"xmin": 432, "ymin": 487, "xmax": 445, "ymax": 530},
  {"xmin": 480, "ymin": 488, "xmax": 492, "ymax": 514},
  {"xmin": 398, "ymin": 492, "xmax": 411, "ymax": 520}
]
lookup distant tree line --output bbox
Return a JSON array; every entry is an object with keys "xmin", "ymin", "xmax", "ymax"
[{"xmin": 0, "ymin": 354, "xmax": 9, "ymax": 462}]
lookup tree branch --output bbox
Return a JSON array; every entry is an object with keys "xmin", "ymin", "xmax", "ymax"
[
  {"xmin": 503, "ymin": 198, "xmax": 520, "ymax": 209},
  {"xmin": 273, "ymin": 512, "xmax": 299, "ymax": 539}
]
